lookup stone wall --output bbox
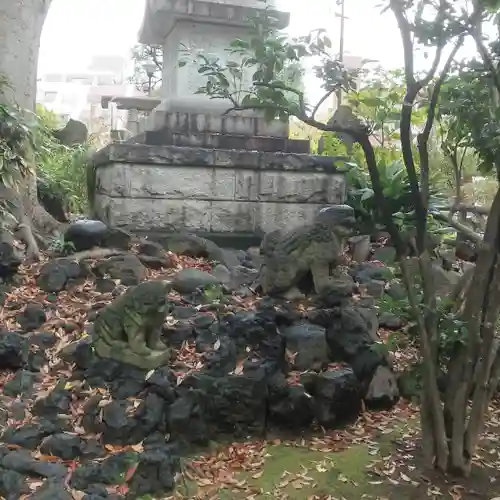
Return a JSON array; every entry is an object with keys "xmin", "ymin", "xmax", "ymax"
[{"xmin": 92, "ymin": 143, "xmax": 346, "ymax": 236}]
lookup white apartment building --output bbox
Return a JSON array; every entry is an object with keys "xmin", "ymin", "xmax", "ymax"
[{"xmin": 36, "ymin": 55, "xmax": 142, "ymax": 133}]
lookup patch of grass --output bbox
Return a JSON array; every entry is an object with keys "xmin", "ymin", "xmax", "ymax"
[{"xmin": 179, "ymin": 425, "xmax": 409, "ymax": 499}]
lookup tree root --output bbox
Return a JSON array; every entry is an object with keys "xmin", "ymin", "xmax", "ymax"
[{"xmin": 70, "ymin": 248, "xmax": 127, "ymax": 262}]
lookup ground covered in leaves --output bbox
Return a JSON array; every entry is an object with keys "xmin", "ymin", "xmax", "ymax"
[{"xmin": 0, "ymin": 249, "xmax": 499, "ymax": 500}]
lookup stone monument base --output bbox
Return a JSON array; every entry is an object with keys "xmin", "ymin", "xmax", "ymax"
[{"xmin": 91, "ymin": 137, "xmax": 346, "ymax": 242}]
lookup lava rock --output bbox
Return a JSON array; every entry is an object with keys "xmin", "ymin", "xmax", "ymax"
[
  {"xmin": 372, "ymin": 246, "xmax": 397, "ymax": 265},
  {"xmin": 17, "ymin": 302, "xmax": 46, "ymax": 332},
  {"xmin": 95, "ymin": 278, "xmax": 116, "ymax": 294},
  {"xmin": 365, "ymin": 366, "xmax": 400, "ymax": 410},
  {"xmin": 162, "ymin": 321, "xmax": 194, "ymax": 347},
  {"xmin": 94, "ymin": 254, "xmax": 146, "ymax": 286},
  {"xmin": 281, "ymin": 321, "xmax": 329, "ymax": 371},
  {"xmin": 3, "ymin": 370, "xmax": 38, "ymax": 397},
  {"xmin": 0, "ymin": 284, "xmax": 11, "ymax": 306},
  {"xmin": 351, "ymin": 262, "xmax": 393, "ymax": 284},
  {"xmin": 145, "ymin": 367, "xmax": 177, "ymax": 402},
  {"xmin": 37, "ymin": 177, "xmax": 69, "ymax": 223},
  {"xmin": 64, "ymin": 220, "xmax": 131, "ymax": 252},
  {"xmin": 70, "ymin": 451, "xmax": 139, "ymax": 491},
  {"xmin": 326, "ymin": 305, "xmax": 388, "ymax": 381},
  {"xmin": 319, "ymin": 274, "xmax": 356, "ymax": 306},
  {"xmin": 168, "ymin": 391, "xmax": 209, "ymax": 445},
  {"xmin": 83, "ymin": 359, "xmax": 146, "ymax": 399},
  {"xmin": 379, "ymin": 312, "xmax": 404, "ymax": 330},
  {"xmin": 101, "ymin": 400, "xmax": 136, "ymax": 445},
  {"xmin": 0, "ymin": 466, "xmax": 29, "ymax": 499},
  {"xmin": 1, "ymin": 420, "xmax": 65, "ymax": 450},
  {"xmin": 37, "ymin": 258, "xmax": 84, "ymax": 293},
  {"xmin": 360, "ymin": 279, "xmax": 385, "ymax": 298},
  {"xmin": 32, "ymin": 384, "xmax": 72, "ymax": 417},
  {"xmin": 301, "ymin": 368, "xmax": 362, "ymax": 427},
  {"xmin": 127, "ymin": 445, "xmax": 180, "ymax": 497},
  {"xmin": 2, "ymin": 449, "xmax": 67, "ymax": 478},
  {"xmin": 179, "ymin": 371, "xmax": 268, "ymax": 437},
  {"xmin": 137, "ymin": 240, "xmax": 175, "ymax": 269},
  {"xmin": 268, "ymin": 385, "xmax": 314, "ymax": 429},
  {"xmin": 386, "ymin": 280, "xmax": 407, "ymax": 300},
  {"xmin": 171, "ymin": 268, "xmax": 222, "ymax": 294},
  {"xmin": 59, "ymin": 338, "xmax": 95, "ymax": 370},
  {"xmin": 202, "ymin": 336, "xmax": 237, "ymax": 376},
  {"xmin": 28, "ymin": 332, "xmax": 58, "ymax": 350},
  {"xmin": 0, "ymin": 240, "xmax": 23, "ymax": 282},
  {"xmin": 40, "ymin": 433, "xmax": 84, "ymax": 460},
  {"xmin": 28, "ymin": 479, "xmax": 73, "ymax": 500},
  {"xmin": 0, "ymin": 331, "xmax": 26, "ymax": 370}
]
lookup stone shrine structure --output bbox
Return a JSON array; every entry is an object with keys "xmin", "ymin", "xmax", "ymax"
[{"xmin": 91, "ymin": 0, "xmax": 346, "ymax": 241}]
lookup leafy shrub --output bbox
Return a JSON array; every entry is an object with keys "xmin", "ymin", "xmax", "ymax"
[
  {"xmin": 33, "ymin": 105, "xmax": 92, "ymax": 215},
  {"xmin": 0, "ymin": 101, "xmax": 35, "ymax": 187}
]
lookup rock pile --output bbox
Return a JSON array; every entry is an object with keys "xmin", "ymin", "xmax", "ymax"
[{"xmin": 0, "ymin": 219, "xmax": 410, "ymax": 498}]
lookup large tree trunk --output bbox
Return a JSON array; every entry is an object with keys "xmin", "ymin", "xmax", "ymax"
[
  {"xmin": 0, "ymin": 0, "xmax": 62, "ymax": 259},
  {"xmin": 0, "ymin": 0, "xmax": 52, "ymax": 109}
]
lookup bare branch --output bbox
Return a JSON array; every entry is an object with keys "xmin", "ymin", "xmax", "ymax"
[{"xmin": 311, "ymin": 89, "xmax": 335, "ymax": 120}]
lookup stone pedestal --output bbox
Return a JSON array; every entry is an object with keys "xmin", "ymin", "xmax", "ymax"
[
  {"xmin": 91, "ymin": 143, "xmax": 346, "ymax": 239},
  {"xmin": 90, "ymin": 0, "xmax": 347, "ymax": 243},
  {"xmin": 139, "ymin": 0, "xmax": 288, "ymax": 121}
]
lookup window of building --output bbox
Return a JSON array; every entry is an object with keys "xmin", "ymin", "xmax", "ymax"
[
  {"xmin": 43, "ymin": 91, "xmax": 58, "ymax": 103},
  {"xmin": 67, "ymin": 75, "xmax": 93, "ymax": 85},
  {"xmin": 44, "ymin": 73, "xmax": 64, "ymax": 83},
  {"xmin": 97, "ymin": 75, "xmax": 115, "ymax": 86}
]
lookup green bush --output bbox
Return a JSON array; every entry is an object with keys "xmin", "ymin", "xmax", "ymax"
[{"xmin": 34, "ymin": 105, "xmax": 92, "ymax": 215}]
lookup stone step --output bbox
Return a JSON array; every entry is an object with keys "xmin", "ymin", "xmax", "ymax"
[{"xmin": 144, "ymin": 130, "xmax": 310, "ymax": 153}]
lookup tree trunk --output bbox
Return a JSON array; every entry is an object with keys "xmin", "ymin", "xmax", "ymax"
[
  {"xmin": 0, "ymin": 0, "xmax": 62, "ymax": 259},
  {"xmin": 0, "ymin": 0, "xmax": 52, "ymax": 109}
]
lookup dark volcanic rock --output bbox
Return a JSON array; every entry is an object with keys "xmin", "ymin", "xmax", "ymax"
[
  {"xmin": 281, "ymin": 321, "xmax": 329, "ymax": 371},
  {"xmin": 94, "ymin": 254, "xmax": 146, "ymax": 286},
  {"xmin": 83, "ymin": 359, "xmax": 147, "ymax": 399},
  {"xmin": 127, "ymin": 445, "xmax": 180, "ymax": 497},
  {"xmin": 29, "ymin": 479, "xmax": 73, "ymax": 500},
  {"xmin": 70, "ymin": 451, "xmax": 139, "ymax": 491},
  {"xmin": 32, "ymin": 384, "xmax": 72, "ymax": 417},
  {"xmin": 37, "ymin": 258, "xmax": 84, "ymax": 293},
  {"xmin": 301, "ymin": 369, "xmax": 362, "ymax": 428},
  {"xmin": 145, "ymin": 367, "xmax": 177, "ymax": 402},
  {"xmin": 3, "ymin": 370, "xmax": 38, "ymax": 397},
  {"xmin": 94, "ymin": 278, "xmax": 116, "ymax": 294},
  {"xmin": 0, "ymin": 331, "xmax": 26, "ymax": 370},
  {"xmin": 1, "ymin": 419, "xmax": 65, "ymax": 450},
  {"xmin": 172, "ymin": 268, "xmax": 222, "ymax": 294},
  {"xmin": 59, "ymin": 338, "xmax": 95, "ymax": 370},
  {"xmin": 351, "ymin": 262, "xmax": 393, "ymax": 284},
  {"xmin": 37, "ymin": 177, "xmax": 69, "ymax": 223},
  {"xmin": 64, "ymin": 220, "xmax": 131, "ymax": 252},
  {"xmin": 40, "ymin": 433, "xmax": 84, "ymax": 461},
  {"xmin": 17, "ymin": 302, "xmax": 46, "ymax": 332},
  {"xmin": 2, "ymin": 449, "xmax": 67, "ymax": 479},
  {"xmin": 168, "ymin": 391, "xmax": 209, "ymax": 445},
  {"xmin": 365, "ymin": 366, "xmax": 400, "ymax": 410},
  {"xmin": 268, "ymin": 385, "xmax": 314, "ymax": 429},
  {"xmin": 29, "ymin": 332, "xmax": 58, "ymax": 350},
  {"xmin": 0, "ymin": 240, "xmax": 23, "ymax": 282},
  {"xmin": 326, "ymin": 304, "xmax": 389, "ymax": 382},
  {"xmin": 201, "ymin": 336, "xmax": 237, "ymax": 376},
  {"xmin": 177, "ymin": 371, "xmax": 268, "ymax": 438},
  {"xmin": 0, "ymin": 466, "xmax": 29, "ymax": 499}
]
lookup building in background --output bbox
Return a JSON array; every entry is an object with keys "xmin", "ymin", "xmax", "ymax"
[{"xmin": 36, "ymin": 55, "xmax": 142, "ymax": 134}]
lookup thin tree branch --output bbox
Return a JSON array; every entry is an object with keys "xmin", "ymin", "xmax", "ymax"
[{"xmin": 311, "ymin": 89, "xmax": 335, "ymax": 120}]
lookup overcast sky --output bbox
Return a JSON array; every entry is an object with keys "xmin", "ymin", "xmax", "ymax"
[
  {"xmin": 38, "ymin": 0, "xmax": 479, "ymax": 100},
  {"xmin": 39, "ymin": 0, "xmax": 405, "ymax": 67}
]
